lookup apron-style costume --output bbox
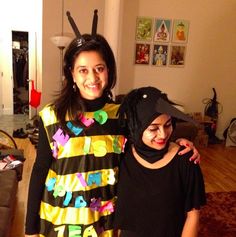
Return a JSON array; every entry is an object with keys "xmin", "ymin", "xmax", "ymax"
[{"xmin": 38, "ymin": 102, "xmax": 126, "ymax": 236}]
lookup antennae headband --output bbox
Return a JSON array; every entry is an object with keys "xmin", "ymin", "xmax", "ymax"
[
  {"xmin": 91, "ymin": 9, "xmax": 98, "ymax": 37},
  {"xmin": 66, "ymin": 11, "xmax": 83, "ymax": 39}
]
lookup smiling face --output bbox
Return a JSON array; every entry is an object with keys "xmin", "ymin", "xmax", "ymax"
[
  {"xmin": 71, "ymin": 51, "xmax": 108, "ymax": 100},
  {"xmin": 142, "ymin": 114, "xmax": 173, "ymax": 150}
]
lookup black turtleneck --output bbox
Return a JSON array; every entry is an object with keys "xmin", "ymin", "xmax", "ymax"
[
  {"xmin": 82, "ymin": 95, "xmax": 109, "ymax": 112},
  {"xmin": 134, "ymin": 140, "xmax": 170, "ymax": 164}
]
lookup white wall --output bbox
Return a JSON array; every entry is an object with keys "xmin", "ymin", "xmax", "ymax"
[
  {"xmin": 118, "ymin": 0, "xmax": 236, "ymax": 138},
  {"xmin": 41, "ymin": 0, "xmax": 105, "ymax": 110}
]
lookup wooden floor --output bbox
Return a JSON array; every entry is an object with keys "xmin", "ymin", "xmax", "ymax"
[
  {"xmin": 9, "ymin": 139, "xmax": 236, "ymax": 236},
  {"xmin": 9, "ymin": 138, "xmax": 36, "ymax": 237}
]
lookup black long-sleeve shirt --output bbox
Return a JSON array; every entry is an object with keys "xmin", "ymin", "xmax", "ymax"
[{"xmin": 25, "ymin": 118, "xmax": 52, "ymax": 234}]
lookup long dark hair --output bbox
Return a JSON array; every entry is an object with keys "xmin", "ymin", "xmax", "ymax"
[{"xmin": 52, "ymin": 33, "xmax": 117, "ymax": 127}]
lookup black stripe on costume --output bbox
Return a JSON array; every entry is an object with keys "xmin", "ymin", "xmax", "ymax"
[
  {"xmin": 42, "ymin": 183, "xmax": 117, "ymax": 207},
  {"xmin": 50, "ymin": 153, "xmax": 120, "ymax": 175}
]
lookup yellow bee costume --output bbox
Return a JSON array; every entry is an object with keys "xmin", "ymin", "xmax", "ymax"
[
  {"xmin": 34, "ymin": 102, "xmax": 125, "ymax": 236},
  {"xmin": 25, "ymin": 10, "xmax": 125, "ymax": 236}
]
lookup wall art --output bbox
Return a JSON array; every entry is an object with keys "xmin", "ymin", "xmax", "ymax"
[
  {"xmin": 172, "ymin": 19, "xmax": 189, "ymax": 43},
  {"xmin": 169, "ymin": 45, "xmax": 186, "ymax": 67},
  {"xmin": 153, "ymin": 19, "xmax": 172, "ymax": 42},
  {"xmin": 134, "ymin": 43, "xmax": 151, "ymax": 65},
  {"xmin": 135, "ymin": 17, "xmax": 153, "ymax": 41},
  {"xmin": 152, "ymin": 44, "xmax": 168, "ymax": 66}
]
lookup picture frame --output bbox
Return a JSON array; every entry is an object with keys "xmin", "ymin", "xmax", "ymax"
[
  {"xmin": 153, "ymin": 18, "xmax": 172, "ymax": 42},
  {"xmin": 152, "ymin": 44, "xmax": 168, "ymax": 67},
  {"xmin": 134, "ymin": 43, "xmax": 151, "ymax": 65},
  {"xmin": 169, "ymin": 45, "xmax": 187, "ymax": 67},
  {"xmin": 172, "ymin": 19, "xmax": 189, "ymax": 43},
  {"xmin": 135, "ymin": 17, "xmax": 153, "ymax": 41}
]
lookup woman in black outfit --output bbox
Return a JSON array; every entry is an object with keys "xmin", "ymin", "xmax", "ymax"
[{"xmin": 115, "ymin": 87, "xmax": 206, "ymax": 237}]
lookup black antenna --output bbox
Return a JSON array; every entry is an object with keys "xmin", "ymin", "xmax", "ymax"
[
  {"xmin": 66, "ymin": 11, "xmax": 82, "ymax": 38},
  {"xmin": 91, "ymin": 9, "xmax": 98, "ymax": 37}
]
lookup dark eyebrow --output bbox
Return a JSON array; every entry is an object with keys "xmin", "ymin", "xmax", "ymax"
[
  {"xmin": 150, "ymin": 117, "xmax": 172, "ymax": 126},
  {"xmin": 95, "ymin": 63, "xmax": 106, "ymax": 67},
  {"xmin": 76, "ymin": 63, "xmax": 106, "ymax": 68}
]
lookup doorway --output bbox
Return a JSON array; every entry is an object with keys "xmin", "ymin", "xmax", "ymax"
[{"xmin": 12, "ymin": 31, "xmax": 29, "ymax": 115}]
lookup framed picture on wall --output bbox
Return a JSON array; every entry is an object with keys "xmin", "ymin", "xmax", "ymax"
[
  {"xmin": 152, "ymin": 44, "xmax": 168, "ymax": 66},
  {"xmin": 172, "ymin": 19, "xmax": 189, "ymax": 43},
  {"xmin": 169, "ymin": 45, "xmax": 186, "ymax": 67},
  {"xmin": 135, "ymin": 17, "xmax": 153, "ymax": 41},
  {"xmin": 135, "ymin": 43, "xmax": 151, "ymax": 65},
  {"xmin": 153, "ymin": 18, "xmax": 172, "ymax": 42}
]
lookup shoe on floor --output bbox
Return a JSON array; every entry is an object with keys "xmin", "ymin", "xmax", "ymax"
[{"xmin": 13, "ymin": 128, "xmax": 28, "ymax": 139}]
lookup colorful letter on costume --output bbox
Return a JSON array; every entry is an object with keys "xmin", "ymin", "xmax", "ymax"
[
  {"xmin": 90, "ymin": 198, "xmax": 101, "ymax": 211},
  {"xmin": 66, "ymin": 121, "xmax": 83, "ymax": 135},
  {"xmin": 68, "ymin": 225, "xmax": 82, "ymax": 237},
  {"xmin": 52, "ymin": 128, "xmax": 70, "ymax": 146},
  {"xmin": 53, "ymin": 185, "xmax": 66, "ymax": 198},
  {"xmin": 83, "ymin": 137, "xmax": 91, "ymax": 154},
  {"xmin": 75, "ymin": 196, "xmax": 87, "ymax": 208},
  {"xmin": 80, "ymin": 114, "xmax": 94, "ymax": 127},
  {"xmin": 77, "ymin": 173, "xmax": 87, "ymax": 187},
  {"xmin": 63, "ymin": 191, "xmax": 72, "ymax": 206},
  {"xmin": 94, "ymin": 110, "xmax": 108, "ymax": 125},
  {"xmin": 54, "ymin": 225, "xmax": 66, "ymax": 237},
  {"xmin": 83, "ymin": 225, "xmax": 98, "ymax": 237},
  {"xmin": 87, "ymin": 172, "xmax": 102, "ymax": 186},
  {"xmin": 92, "ymin": 140, "xmax": 107, "ymax": 157},
  {"xmin": 46, "ymin": 177, "xmax": 56, "ymax": 191}
]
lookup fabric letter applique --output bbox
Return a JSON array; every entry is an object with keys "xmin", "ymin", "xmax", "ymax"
[
  {"xmin": 113, "ymin": 136, "xmax": 122, "ymax": 154},
  {"xmin": 99, "ymin": 201, "xmax": 114, "ymax": 213},
  {"xmin": 87, "ymin": 172, "xmax": 102, "ymax": 186},
  {"xmin": 68, "ymin": 225, "xmax": 82, "ymax": 236},
  {"xmin": 83, "ymin": 225, "xmax": 98, "ymax": 237},
  {"xmin": 52, "ymin": 128, "xmax": 69, "ymax": 146},
  {"xmin": 46, "ymin": 177, "xmax": 56, "ymax": 191},
  {"xmin": 83, "ymin": 136, "xmax": 91, "ymax": 155},
  {"xmin": 90, "ymin": 197, "xmax": 101, "ymax": 211},
  {"xmin": 66, "ymin": 121, "xmax": 83, "ymax": 135},
  {"xmin": 54, "ymin": 225, "xmax": 66, "ymax": 237},
  {"xmin": 53, "ymin": 185, "xmax": 66, "ymax": 198},
  {"xmin": 80, "ymin": 114, "xmax": 94, "ymax": 127},
  {"xmin": 122, "ymin": 137, "xmax": 128, "ymax": 152},
  {"xmin": 63, "ymin": 191, "xmax": 72, "ymax": 206},
  {"xmin": 102, "ymin": 170, "xmax": 116, "ymax": 185},
  {"xmin": 75, "ymin": 195, "xmax": 87, "ymax": 208},
  {"xmin": 94, "ymin": 110, "xmax": 108, "ymax": 125},
  {"xmin": 77, "ymin": 173, "xmax": 87, "ymax": 187},
  {"xmin": 92, "ymin": 140, "xmax": 107, "ymax": 157}
]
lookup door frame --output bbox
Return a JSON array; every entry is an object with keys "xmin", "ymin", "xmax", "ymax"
[{"xmin": 0, "ymin": 0, "xmax": 42, "ymax": 118}]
